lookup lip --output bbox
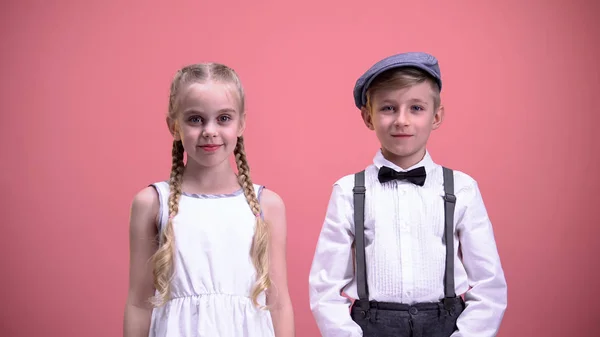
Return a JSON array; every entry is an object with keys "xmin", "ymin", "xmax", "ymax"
[
  {"xmin": 391, "ymin": 134, "xmax": 413, "ymax": 138},
  {"xmin": 198, "ymin": 144, "xmax": 223, "ymax": 152}
]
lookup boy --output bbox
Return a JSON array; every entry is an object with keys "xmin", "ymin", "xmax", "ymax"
[{"xmin": 308, "ymin": 52, "xmax": 507, "ymax": 337}]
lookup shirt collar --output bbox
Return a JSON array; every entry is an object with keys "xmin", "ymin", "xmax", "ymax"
[{"xmin": 373, "ymin": 148, "xmax": 437, "ymax": 174}]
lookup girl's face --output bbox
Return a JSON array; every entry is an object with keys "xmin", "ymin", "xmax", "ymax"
[{"xmin": 170, "ymin": 82, "xmax": 245, "ymax": 168}]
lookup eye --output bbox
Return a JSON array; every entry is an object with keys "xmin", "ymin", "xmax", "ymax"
[
  {"xmin": 380, "ymin": 105, "xmax": 395, "ymax": 112},
  {"xmin": 188, "ymin": 116, "xmax": 203, "ymax": 123},
  {"xmin": 411, "ymin": 105, "xmax": 425, "ymax": 112},
  {"xmin": 218, "ymin": 115, "xmax": 232, "ymax": 123}
]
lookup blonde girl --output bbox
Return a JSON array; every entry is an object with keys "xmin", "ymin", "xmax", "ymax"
[{"xmin": 124, "ymin": 63, "xmax": 295, "ymax": 337}]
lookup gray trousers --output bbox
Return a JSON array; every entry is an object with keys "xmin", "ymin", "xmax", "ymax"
[{"xmin": 350, "ymin": 297, "xmax": 465, "ymax": 337}]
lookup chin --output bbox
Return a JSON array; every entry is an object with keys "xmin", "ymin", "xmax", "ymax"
[
  {"xmin": 382, "ymin": 144, "xmax": 414, "ymax": 157},
  {"xmin": 189, "ymin": 153, "xmax": 229, "ymax": 168}
]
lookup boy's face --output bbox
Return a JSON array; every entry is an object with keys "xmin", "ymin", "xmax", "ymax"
[{"xmin": 361, "ymin": 81, "xmax": 443, "ymax": 168}]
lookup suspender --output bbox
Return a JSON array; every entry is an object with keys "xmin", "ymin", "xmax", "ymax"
[
  {"xmin": 352, "ymin": 171, "xmax": 369, "ymax": 311},
  {"xmin": 442, "ymin": 166, "xmax": 457, "ymax": 309},
  {"xmin": 352, "ymin": 167, "xmax": 457, "ymax": 311}
]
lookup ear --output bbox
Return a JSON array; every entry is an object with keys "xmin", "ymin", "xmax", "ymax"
[
  {"xmin": 166, "ymin": 116, "xmax": 182, "ymax": 141},
  {"xmin": 237, "ymin": 112, "xmax": 246, "ymax": 138},
  {"xmin": 432, "ymin": 105, "xmax": 444, "ymax": 130},
  {"xmin": 361, "ymin": 107, "xmax": 375, "ymax": 130}
]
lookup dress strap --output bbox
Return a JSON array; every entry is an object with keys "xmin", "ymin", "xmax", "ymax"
[{"xmin": 150, "ymin": 181, "xmax": 170, "ymax": 236}]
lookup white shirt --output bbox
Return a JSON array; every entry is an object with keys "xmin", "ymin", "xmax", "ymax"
[{"xmin": 308, "ymin": 149, "xmax": 507, "ymax": 337}]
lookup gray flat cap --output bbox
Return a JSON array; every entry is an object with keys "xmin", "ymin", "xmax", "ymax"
[{"xmin": 353, "ymin": 52, "xmax": 442, "ymax": 109}]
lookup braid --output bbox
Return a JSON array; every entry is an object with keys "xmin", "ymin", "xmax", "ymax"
[
  {"xmin": 150, "ymin": 139, "xmax": 185, "ymax": 307},
  {"xmin": 234, "ymin": 136, "xmax": 271, "ymax": 309}
]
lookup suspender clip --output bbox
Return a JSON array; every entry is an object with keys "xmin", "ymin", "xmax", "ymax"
[
  {"xmin": 443, "ymin": 297, "xmax": 455, "ymax": 315},
  {"xmin": 352, "ymin": 186, "xmax": 366, "ymax": 194},
  {"xmin": 443, "ymin": 192, "xmax": 456, "ymax": 203}
]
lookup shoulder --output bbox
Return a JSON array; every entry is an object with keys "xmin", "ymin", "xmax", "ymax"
[
  {"xmin": 441, "ymin": 166, "xmax": 479, "ymax": 192},
  {"xmin": 333, "ymin": 173, "xmax": 357, "ymax": 191},
  {"xmin": 327, "ymin": 164, "xmax": 378, "ymax": 197},
  {"xmin": 257, "ymin": 187, "xmax": 287, "ymax": 235},
  {"xmin": 331, "ymin": 166, "xmax": 376, "ymax": 193},
  {"xmin": 131, "ymin": 186, "xmax": 160, "ymax": 212},
  {"xmin": 258, "ymin": 187, "xmax": 286, "ymax": 217},
  {"xmin": 129, "ymin": 186, "xmax": 161, "ymax": 231},
  {"xmin": 446, "ymin": 167, "xmax": 477, "ymax": 187}
]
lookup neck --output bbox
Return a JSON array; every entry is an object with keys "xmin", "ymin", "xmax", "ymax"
[
  {"xmin": 182, "ymin": 157, "xmax": 240, "ymax": 195},
  {"xmin": 381, "ymin": 147, "xmax": 426, "ymax": 170}
]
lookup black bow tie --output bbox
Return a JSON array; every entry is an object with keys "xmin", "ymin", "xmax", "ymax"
[{"xmin": 378, "ymin": 166, "xmax": 427, "ymax": 186}]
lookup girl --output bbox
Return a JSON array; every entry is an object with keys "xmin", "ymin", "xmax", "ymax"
[{"xmin": 123, "ymin": 63, "xmax": 295, "ymax": 337}]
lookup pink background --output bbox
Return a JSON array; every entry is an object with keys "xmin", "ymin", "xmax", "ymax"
[{"xmin": 2, "ymin": 0, "xmax": 599, "ymax": 336}]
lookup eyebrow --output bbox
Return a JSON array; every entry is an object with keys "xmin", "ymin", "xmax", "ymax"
[
  {"xmin": 183, "ymin": 108, "xmax": 237, "ymax": 115},
  {"xmin": 407, "ymin": 98, "xmax": 429, "ymax": 105},
  {"xmin": 378, "ymin": 98, "xmax": 429, "ymax": 105}
]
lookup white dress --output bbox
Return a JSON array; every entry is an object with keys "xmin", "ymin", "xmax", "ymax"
[{"xmin": 148, "ymin": 181, "xmax": 275, "ymax": 337}]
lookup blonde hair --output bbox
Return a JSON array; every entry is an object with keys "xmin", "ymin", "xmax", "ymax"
[
  {"xmin": 365, "ymin": 67, "xmax": 441, "ymax": 111},
  {"xmin": 150, "ymin": 63, "xmax": 271, "ymax": 309}
]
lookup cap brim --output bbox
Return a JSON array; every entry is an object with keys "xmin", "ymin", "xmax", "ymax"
[{"xmin": 360, "ymin": 62, "xmax": 442, "ymax": 107}]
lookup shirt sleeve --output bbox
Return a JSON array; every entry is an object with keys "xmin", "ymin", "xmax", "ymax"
[
  {"xmin": 309, "ymin": 183, "xmax": 363, "ymax": 337},
  {"xmin": 452, "ymin": 181, "xmax": 508, "ymax": 337}
]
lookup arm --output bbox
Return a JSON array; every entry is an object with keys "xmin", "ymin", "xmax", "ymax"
[
  {"xmin": 123, "ymin": 187, "xmax": 160, "ymax": 337},
  {"xmin": 452, "ymin": 181, "xmax": 508, "ymax": 337},
  {"xmin": 261, "ymin": 189, "xmax": 295, "ymax": 337},
  {"xmin": 309, "ymin": 183, "xmax": 362, "ymax": 337}
]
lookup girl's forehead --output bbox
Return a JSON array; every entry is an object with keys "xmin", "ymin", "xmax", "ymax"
[
  {"xmin": 178, "ymin": 82, "xmax": 241, "ymax": 112},
  {"xmin": 181, "ymin": 82, "xmax": 234, "ymax": 100}
]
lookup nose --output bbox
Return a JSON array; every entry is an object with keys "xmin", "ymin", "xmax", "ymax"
[
  {"xmin": 202, "ymin": 123, "xmax": 218, "ymax": 138},
  {"xmin": 395, "ymin": 109, "xmax": 410, "ymax": 126}
]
